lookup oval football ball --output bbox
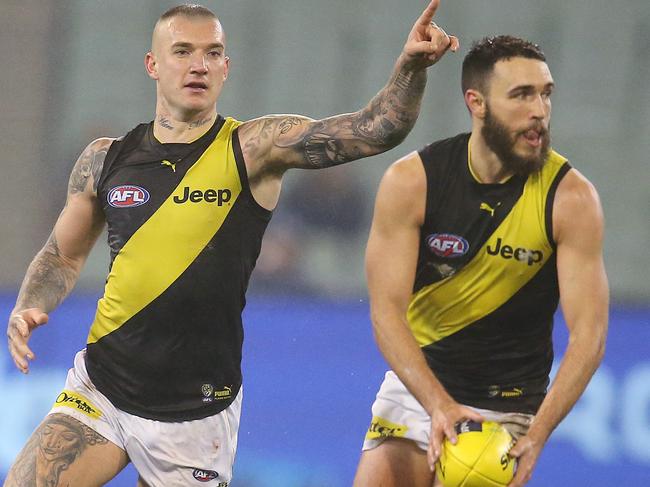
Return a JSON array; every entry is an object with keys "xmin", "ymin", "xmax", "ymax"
[{"xmin": 435, "ymin": 420, "xmax": 516, "ymax": 487}]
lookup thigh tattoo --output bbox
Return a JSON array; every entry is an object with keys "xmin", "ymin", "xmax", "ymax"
[{"xmin": 8, "ymin": 413, "xmax": 108, "ymax": 487}]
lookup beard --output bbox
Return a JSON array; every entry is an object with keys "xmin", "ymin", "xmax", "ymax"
[{"xmin": 481, "ymin": 104, "xmax": 551, "ymax": 177}]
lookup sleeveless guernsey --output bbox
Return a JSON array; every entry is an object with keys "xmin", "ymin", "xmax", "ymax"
[
  {"xmin": 88, "ymin": 116, "xmax": 271, "ymax": 421},
  {"xmin": 408, "ymin": 133, "xmax": 570, "ymax": 413}
]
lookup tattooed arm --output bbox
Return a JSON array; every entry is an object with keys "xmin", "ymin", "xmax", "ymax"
[
  {"xmin": 7, "ymin": 138, "xmax": 112, "ymax": 373},
  {"xmin": 238, "ymin": 0, "xmax": 458, "ymax": 173}
]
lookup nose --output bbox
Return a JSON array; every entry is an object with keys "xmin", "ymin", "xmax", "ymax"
[
  {"xmin": 190, "ymin": 54, "xmax": 208, "ymax": 74},
  {"xmin": 530, "ymin": 94, "xmax": 549, "ymax": 120}
]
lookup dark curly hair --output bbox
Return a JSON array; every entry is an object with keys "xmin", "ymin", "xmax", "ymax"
[{"xmin": 461, "ymin": 36, "xmax": 546, "ymax": 95}]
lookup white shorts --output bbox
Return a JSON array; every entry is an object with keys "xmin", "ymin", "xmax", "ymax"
[
  {"xmin": 362, "ymin": 371, "xmax": 533, "ymax": 451},
  {"xmin": 48, "ymin": 349, "xmax": 240, "ymax": 487}
]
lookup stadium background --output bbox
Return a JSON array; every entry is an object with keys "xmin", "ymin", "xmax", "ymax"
[{"xmin": 1, "ymin": 0, "xmax": 648, "ymax": 485}]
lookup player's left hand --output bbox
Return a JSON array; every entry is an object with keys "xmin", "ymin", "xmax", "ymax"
[
  {"xmin": 403, "ymin": 0, "xmax": 459, "ymax": 69},
  {"xmin": 507, "ymin": 434, "xmax": 544, "ymax": 486}
]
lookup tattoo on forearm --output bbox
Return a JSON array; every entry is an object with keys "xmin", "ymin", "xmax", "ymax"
[
  {"xmin": 287, "ymin": 60, "xmax": 426, "ymax": 168},
  {"xmin": 16, "ymin": 233, "xmax": 78, "ymax": 313},
  {"xmin": 241, "ymin": 59, "xmax": 425, "ymax": 170},
  {"xmin": 6, "ymin": 414, "xmax": 108, "ymax": 487}
]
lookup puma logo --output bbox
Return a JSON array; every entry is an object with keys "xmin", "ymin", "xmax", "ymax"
[
  {"xmin": 161, "ymin": 160, "xmax": 176, "ymax": 172},
  {"xmin": 480, "ymin": 201, "xmax": 501, "ymax": 217}
]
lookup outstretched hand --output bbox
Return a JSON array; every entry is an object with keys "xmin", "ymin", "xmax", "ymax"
[
  {"xmin": 7, "ymin": 308, "xmax": 49, "ymax": 374},
  {"xmin": 403, "ymin": 0, "xmax": 459, "ymax": 68}
]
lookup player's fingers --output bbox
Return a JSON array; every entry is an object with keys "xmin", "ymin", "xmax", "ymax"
[
  {"xmin": 508, "ymin": 442, "xmax": 523, "ymax": 458},
  {"xmin": 428, "ymin": 427, "xmax": 444, "ymax": 466},
  {"xmin": 416, "ymin": 0, "xmax": 440, "ymax": 26},
  {"xmin": 10, "ymin": 313, "xmax": 30, "ymax": 337},
  {"xmin": 466, "ymin": 409, "xmax": 485, "ymax": 423},
  {"xmin": 427, "ymin": 441, "xmax": 438, "ymax": 471},
  {"xmin": 507, "ymin": 463, "xmax": 530, "ymax": 487},
  {"xmin": 444, "ymin": 422, "xmax": 458, "ymax": 445},
  {"xmin": 8, "ymin": 342, "xmax": 32, "ymax": 373},
  {"xmin": 449, "ymin": 35, "xmax": 460, "ymax": 52}
]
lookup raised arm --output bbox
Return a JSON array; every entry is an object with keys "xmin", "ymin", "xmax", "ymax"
[
  {"xmin": 508, "ymin": 169, "xmax": 609, "ymax": 486},
  {"xmin": 7, "ymin": 138, "xmax": 111, "ymax": 373},
  {"xmin": 238, "ymin": 0, "xmax": 459, "ymax": 173},
  {"xmin": 366, "ymin": 153, "xmax": 484, "ymax": 471}
]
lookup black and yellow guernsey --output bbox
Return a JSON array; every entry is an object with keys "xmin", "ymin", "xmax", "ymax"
[
  {"xmin": 409, "ymin": 133, "xmax": 571, "ymax": 414},
  {"xmin": 88, "ymin": 116, "xmax": 272, "ymax": 421}
]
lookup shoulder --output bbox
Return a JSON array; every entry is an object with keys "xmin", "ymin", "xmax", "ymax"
[
  {"xmin": 553, "ymin": 168, "xmax": 604, "ymax": 243},
  {"xmin": 68, "ymin": 137, "xmax": 117, "ymax": 196},
  {"xmin": 418, "ymin": 133, "xmax": 470, "ymax": 161},
  {"xmin": 381, "ymin": 151, "xmax": 426, "ymax": 194},
  {"xmin": 374, "ymin": 151, "xmax": 426, "ymax": 226}
]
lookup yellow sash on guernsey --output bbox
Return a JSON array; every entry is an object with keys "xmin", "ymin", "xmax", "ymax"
[
  {"xmin": 407, "ymin": 151, "xmax": 568, "ymax": 347},
  {"xmin": 88, "ymin": 118, "xmax": 242, "ymax": 344}
]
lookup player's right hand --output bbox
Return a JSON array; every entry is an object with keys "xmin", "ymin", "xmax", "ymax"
[
  {"xmin": 427, "ymin": 398, "xmax": 485, "ymax": 471},
  {"xmin": 403, "ymin": 0, "xmax": 460, "ymax": 69},
  {"xmin": 7, "ymin": 308, "xmax": 49, "ymax": 374}
]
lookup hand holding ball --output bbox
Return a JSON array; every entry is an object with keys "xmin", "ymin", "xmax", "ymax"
[{"xmin": 436, "ymin": 420, "xmax": 516, "ymax": 487}]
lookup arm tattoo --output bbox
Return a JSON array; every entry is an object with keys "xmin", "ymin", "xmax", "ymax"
[
  {"xmin": 68, "ymin": 140, "xmax": 110, "ymax": 194},
  {"xmin": 5, "ymin": 414, "xmax": 108, "ymax": 487},
  {"xmin": 15, "ymin": 139, "xmax": 109, "ymax": 312},
  {"xmin": 282, "ymin": 59, "xmax": 426, "ymax": 169},
  {"xmin": 15, "ymin": 232, "xmax": 78, "ymax": 313}
]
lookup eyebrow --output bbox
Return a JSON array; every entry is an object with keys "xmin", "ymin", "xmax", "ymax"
[
  {"xmin": 171, "ymin": 41, "xmax": 224, "ymax": 50},
  {"xmin": 507, "ymin": 81, "xmax": 555, "ymax": 95}
]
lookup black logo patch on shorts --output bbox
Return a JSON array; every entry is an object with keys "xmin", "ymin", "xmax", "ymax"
[{"xmin": 193, "ymin": 468, "xmax": 219, "ymax": 482}]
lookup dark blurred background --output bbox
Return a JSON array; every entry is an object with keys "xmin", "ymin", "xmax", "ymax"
[{"xmin": 1, "ymin": 0, "xmax": 648, "ymax": 485}]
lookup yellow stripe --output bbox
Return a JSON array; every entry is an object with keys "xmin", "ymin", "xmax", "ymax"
[
  {"xmin": 88, "ymin": 118, "xmax": 242, "ymax": 344},
  {"xmin": 365, "ymin": 416, "xmax": 409, "ymax": 440},
  {"xmin": 52, "ymin": 390, "xmax": 103, "ymax": 419},
  {"xmin": 407, "ymin": 151, "xmax": 567, "ymax": 346}
]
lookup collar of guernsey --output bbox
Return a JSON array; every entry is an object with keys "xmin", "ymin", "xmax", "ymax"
[
  {"xmin": 407, "ymin": 149, "xmax": 568, "ymax": 347},
  {"xmin": 88, "ymin": 117, "xmax": 243, "ymax": 344}
]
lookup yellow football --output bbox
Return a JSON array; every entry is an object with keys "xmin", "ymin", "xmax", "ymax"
[{"xmin": 435, "ymin": 420, "xmax": 516, "ymax": 487}]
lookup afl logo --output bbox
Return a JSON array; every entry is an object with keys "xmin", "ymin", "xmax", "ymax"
[
  {"xmin": 107, "ymin": 185, "xmax": 150, "ymax": 208},
  {"xmin": 192, "ymin": 468, "xmax": 219, "ymax": 482},
  {"xmin": 426, "ymin": 233, "xmax": 469, "ymax": 258}
]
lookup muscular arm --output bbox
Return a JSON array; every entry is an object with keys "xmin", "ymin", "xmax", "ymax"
[
  {"xmin": 509, "ymin": 169, "xmax": 609, "ymax": 486},
  {"xmin": 366, "ymin": 153, "xmax": 483, "ymax": 467},
  {"xmin": 7, "ymin": 138, "xmax": 111, "ymax": 372},
  {"xmin": 238, "ymin": 0, "xmax": 458, "ymax": 176},
  {"xmin": 240, "ymin": 53, "xmax": 428, "ymax": 172}
]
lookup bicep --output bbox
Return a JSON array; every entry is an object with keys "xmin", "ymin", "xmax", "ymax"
[
  {"xmin": 241, "ymin": 112, "xmax": 383, "ymax": 172},
  {"xmin": 366, "ymin": 156, "xmax": 425, "ymax": 319},
  {"xmin": 554, "ymin": 172, "xmax": 609, "ymax": 335},
  {"xmin": 51, "ymin": 138, "xmax": 111, "ymax": 265}
]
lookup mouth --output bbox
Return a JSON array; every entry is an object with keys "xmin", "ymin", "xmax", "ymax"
[
  {"xmin": 184, "ymin": 81, "xmax": 209, "ymax": 93},
  {"xmin": 520, "ymin": 127, "xmax": 546, "ymax": 148}
]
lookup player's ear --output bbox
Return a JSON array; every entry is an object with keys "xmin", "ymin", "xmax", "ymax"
[
  {"xmin": 145, "ymin": 51, "xmax": 159, "ymax": 80},
  {"xmin": 223, "ymin": 56, "xmax": 230, "ymax": 81},
  {"xmin": 464, "ymin": 89, "xmax": 486, "ymax": 119}
]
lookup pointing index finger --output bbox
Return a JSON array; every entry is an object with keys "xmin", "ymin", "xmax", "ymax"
[{"xmin": 416, "ymin": 0, "xmax": 440, "ymax": 26}]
